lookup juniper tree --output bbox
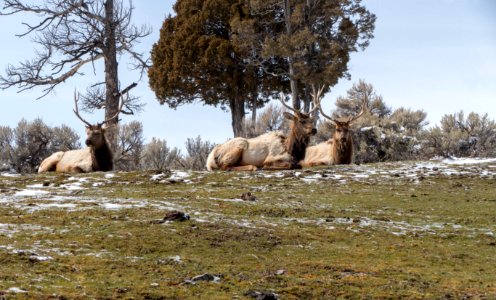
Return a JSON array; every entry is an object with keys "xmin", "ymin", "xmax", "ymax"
[
  {"xmin": 233, "ymin": 0, "xmax": 376, "ymax": 111},
  {"xmin": 149, "ymin": 0, "xmax": 286, "ymax": 137}
]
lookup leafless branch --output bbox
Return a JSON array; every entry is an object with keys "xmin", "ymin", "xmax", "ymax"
[{"xmin": 0, "ymin": 0, "xmax": 151, "ymax": 99}]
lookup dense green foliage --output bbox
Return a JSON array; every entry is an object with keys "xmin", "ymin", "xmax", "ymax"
[
  {"xmin": 149, "ymin": 0, "xmax": 272, "ymax": 136},
  {"xmin": 148, "ymin": 0, "xmax": 376, "ymax": 135}
]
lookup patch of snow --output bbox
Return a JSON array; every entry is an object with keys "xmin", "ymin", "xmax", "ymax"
[
  {"xmin": 169, "ymin": 255, "xmax": 182, "ymax": 263},
  {"xmin": 443, "ymin": 157, "xmax": 496, "ymax": 165},
  {"xmin": 30, "ymin": 255, "xmax": 53, "ymax": 261},
  {"xmin": 34, "ymin": 203, "xmax": 78, "ymax": 211},
  {"xmin": 7, "ymin": 287, "xmax": 27, "ymax": 293},
  {"xmin": 301, "ymin": 174, "xmax": 321, "ymax": 183},
  {"xmin": 354, "ymin": 174, "xmax": 370, "ymax": 179},
  {"xmin": 99, "ymin": 200, "xmax": 147, "ymax": 210},
  {"xmin": 209, "ymin": 197, "xmax": 245, "ymax": 203},
  {"xmin": 14, "ymin": 189, "xmax": 50, "ymax": 197},
  {"xmin": 104, "ymin": 173, "xmax": 115, "ymax": 179},
  {"xmin": 26, "ymin": 184, "xmax": 46, "ymax": 189},
  {"xmin": 151, "ymin": 173, "xmax": 165, "ymax": 181},
  {"xmin": 260, "ymin": 172, "xmax": 286, "ymax": 178},
  {"xmin": 100, "ymin": 203, "xmax": 130, "ymax": 210},
  {"xmin": 60, "ymin": 180, "xmax": 86, "ymax": 190},
  {"xmin": 170, "ymin": 171, "xmax": 190, "ymax": 181},
  {"xmin": 1, "ymin": 172, "xmax": 21, "ymax": 177}
]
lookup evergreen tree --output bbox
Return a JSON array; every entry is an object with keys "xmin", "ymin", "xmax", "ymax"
[
  {"xmin": 149, "ymin": 0, "xmax": 286, "ymax": 137},
  {"xmin": 234, "ymin": 0, "xmax": 376, "ymax": 110}
]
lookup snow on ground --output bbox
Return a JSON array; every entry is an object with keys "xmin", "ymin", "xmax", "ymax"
[
  {"xmin": 0, "ymin": 158, "xmax": 495, "ymax": 258},
  {"xmin": 7, "ymin": 287, "xmax": 27, "ymax": 293},
  {"xmin": 151, "ymin": 170, "xmax": 193, "ymax": 183},
  {"xmin": 0, "ymin": 172, "xmax": 20, "ymax": 177},
  {"xmin": 2, "ymin": 158, "xmax": 493, "ymax": 214},
  {"xmin": 297, "ymin": 157, "xmax": 496, "ymax": 184},
  {"xmin": 441, "ymin": 157, "xmax": 496, "ymax": 165},
  {"xmin": 14, "ymin": 189, "xmax": 50, "ymax": 197}
]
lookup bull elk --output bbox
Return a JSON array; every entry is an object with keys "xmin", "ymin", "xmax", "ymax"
[
  {"xmin": 38, "ymin": 92, "xmax": 124, "ymax": 173},
  {"xmin": 301, "ymin": 85, "xmax": 368, "ymax": 167},
  {"xmin": 206, "ymin": 94, "xmax": 319, "ymax": 171}
]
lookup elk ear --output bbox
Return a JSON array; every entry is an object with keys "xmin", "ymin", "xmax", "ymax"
[{"xmin": 283, "ymin": 112, "xmax": 296, "ymax": 120}]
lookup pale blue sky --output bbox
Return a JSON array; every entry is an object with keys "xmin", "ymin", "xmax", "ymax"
[{"xmin": 0, "ymin": 1, "xmax": 495, "ymax": 150}]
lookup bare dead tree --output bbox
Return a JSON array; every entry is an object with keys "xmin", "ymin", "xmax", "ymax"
[{"xmin": 0, "ymin": 0, "xmax": 151, "ymax": 149}]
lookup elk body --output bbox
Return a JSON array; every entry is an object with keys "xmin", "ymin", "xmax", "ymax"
[
  {"xmin": 38, "ymin": 93, "xmax": 122, "ymax": 173},
  {"xmin": 301, "ymin": 89, "xmax": 367, "ymax": 167},
  {"xmin": 206, "ymin": 96, "xmax": 318, "ymax": 171}
]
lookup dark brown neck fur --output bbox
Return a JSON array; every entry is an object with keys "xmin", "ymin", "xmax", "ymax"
[
  {"xmin": 286, "ymin": 128, "xmax": 310, "ymax": 165},
  {"xmin": 90, "ymin": 142, "xmax": 114, "ymax": 171},
  {"xmin": 332, "ymin": 139, "xmax": 353, "ymax": 164}
]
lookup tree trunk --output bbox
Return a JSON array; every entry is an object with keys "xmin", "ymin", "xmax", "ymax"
[
  {"xmin": 104, "ymin": 0, "xmax": 120, "ymax": 152},
  {"xmin": 251, "ymin": 92, "xmax": 257, "ymax": 124},
  {"xmin": 230, "ymin": 94, "xmax": 245, "ymax": 138},
  {"xmin": 302, "ymin": 86, "xmax": 311, "ymax": 113},
  {"xmin": 289, "ymin": 62, "xmax": 299, "ymax": 110},
  {"xmin": 284, "ymin": 0, "xmax": 300, "ymax": 110}
]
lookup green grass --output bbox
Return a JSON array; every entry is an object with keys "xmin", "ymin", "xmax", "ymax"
[{"xmin": 0, "ymin": 162, "xmax": 495, "ymax": 299}]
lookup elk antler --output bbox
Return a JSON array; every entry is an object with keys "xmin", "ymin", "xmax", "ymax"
[
  {"xmin": 279, "ymin": 89, "xmax": 320, "ymax": 116},
  {"xmin": 310, "ymin": 84, "xmax": 326, "ymax": 116},
  {"xmin": 312, "ymin": 85, "xmax": 338, "ymax": 125},
  {"xmin": 347, "ymin": 99, "xmax": 368, "ymax": 124},
  {"xmin": 98, "ymin": 93, "xmax": 126, "ymax": 126},
  {"xmin": 278, "ymin": 92, "xmax": 300, "ymax": 115},
  {"xmin": 313, "ymin": 85, "xmax": 368, "ymax": 125},
  {"xmin": 73, "ymin": 90, "xmax": 93, "ymax": 127},
  {"xmin": 73, "ymin": 89, "xmax": 127, "ymax": 127}
]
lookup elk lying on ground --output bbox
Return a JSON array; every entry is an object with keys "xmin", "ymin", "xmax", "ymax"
[
  {"xmin": 38, "ymin": 92, "xmax": 123, "ymax": 173},
  {"xmin": 206, "ymin": 95, "xmax": 319, "ymax": 171},
  {"xmin": 301, "ymin": 87, "xmax": 367, "ymax": 167}
]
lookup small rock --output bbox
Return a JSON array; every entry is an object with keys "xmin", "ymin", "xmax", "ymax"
[
  {"xmin": 240, "ymin": 192, "xmax": 257, "ymax": 201},
  {"xmin": 245, "ymin": 290, "xmax": 279, "ymax": 300},
  {"xmin": 275, "ymin": 269, "xmax": 285, "ymax": 275},
  {"xmin": 151, "ymin": 211, "xmax": 190, "ymax": 224},
  {"xmin": 184, "ymin": 273, "xmax": 221, "ymax": 284}
]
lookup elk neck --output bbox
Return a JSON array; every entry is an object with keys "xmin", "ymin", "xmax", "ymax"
[
  {"xmin": 285, "ymin": 127, "xmax": 311, "ymax": 163},
  {"xmin": 90, "ymin": 141, "xmax": 114, "ymax": 171},
  {"xmin": 333, "ymin": 138, "xmax": 353, "ymax": 164}
]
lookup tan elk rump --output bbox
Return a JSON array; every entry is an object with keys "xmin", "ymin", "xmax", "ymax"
[
  {"xmin": 301, "ymin": 86, "xmax": 368, "ymax": 167},
  {"xmin": 206, "ymin": 95, "xmax": 319, "ymax": 171},
  {"xmin": 38, "ymin": 92, "xmax": 123, "ymax": 173}
]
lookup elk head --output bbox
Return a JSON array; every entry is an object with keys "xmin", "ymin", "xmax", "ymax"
[
  {"xmin": 279, "ymin": 93, "xmax": 318, "ymax": 138},
  {"xmin": 313, "ymin": 84, "xmax": 368, "ymax": 150},
  {"xmin": 278, "ymin": 92, "xmax": 319, "ymax": 165},
  {"xmin": 73, "ymin": 91, "xmax": 124, "ymax": 149}
]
